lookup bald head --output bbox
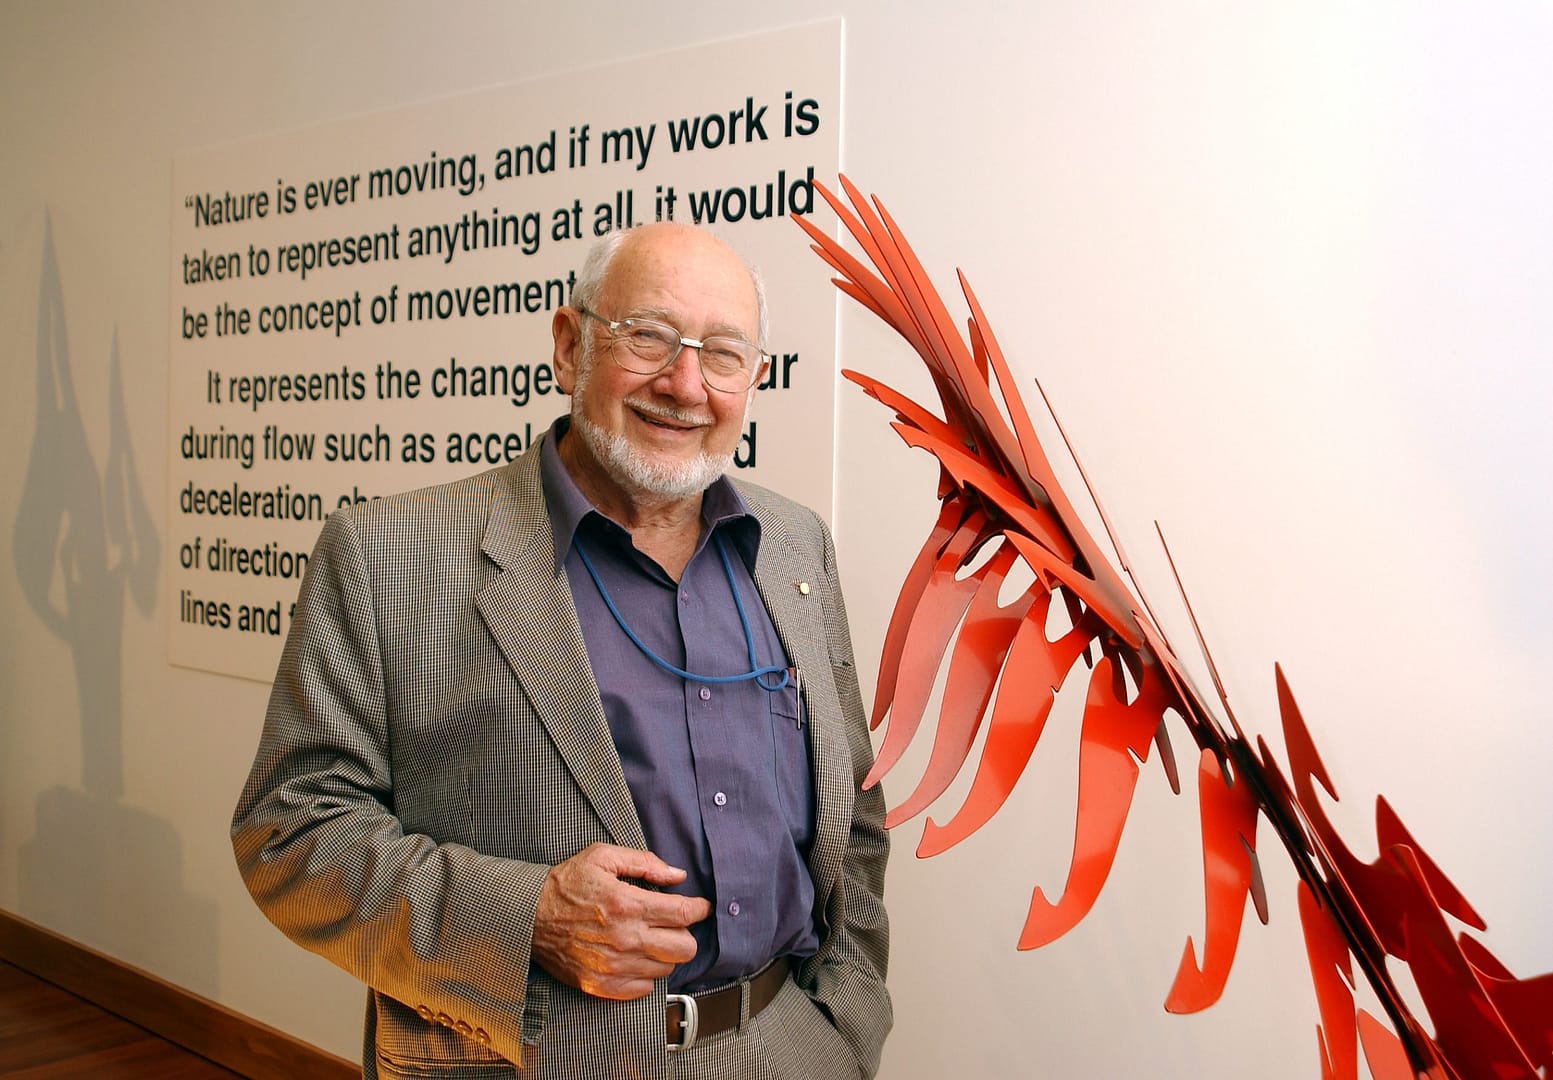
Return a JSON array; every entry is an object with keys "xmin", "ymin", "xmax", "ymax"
[{"xmin": 571, "ymin": 223, "xmax": 768, "ymax": 352}]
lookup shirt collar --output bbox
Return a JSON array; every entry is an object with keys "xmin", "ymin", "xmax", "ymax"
[{"xmin": 538, "ymin": 415, "xmax": 761, "ymax": 573}]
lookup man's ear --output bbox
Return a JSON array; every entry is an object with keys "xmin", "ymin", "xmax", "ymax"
[
  {"xmin": 552, "ymin": 308, "xmax": 582, "ymax": 394},
  {"xmin": 743, "ymin": 356, "xmax": 772, "ymax": 409}
]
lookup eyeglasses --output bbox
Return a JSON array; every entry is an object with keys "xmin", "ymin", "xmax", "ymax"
[{"xmin": 577, "ymin": 307, "xmax": 769, "ymax": 393}]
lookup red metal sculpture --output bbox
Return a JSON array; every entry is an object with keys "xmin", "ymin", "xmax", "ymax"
[{"xmin": 794, "ymin": 176, "xmax": 1552, "ymax": 1080}]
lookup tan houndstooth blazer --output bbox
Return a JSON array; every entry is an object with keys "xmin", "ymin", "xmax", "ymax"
[{"xmin": 232, "ymin": 441, "xmax": 891, "ymax": 1079}]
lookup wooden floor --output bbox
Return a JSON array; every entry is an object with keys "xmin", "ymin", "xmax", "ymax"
[{"xmin": 0, "ymin": 960, "xmax": 244, "ymax": 1078}]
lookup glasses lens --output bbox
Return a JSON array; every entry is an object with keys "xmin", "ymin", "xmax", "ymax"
[
  {"xmin": 698, "ymin": 338, "xmax": 763, "ymax": 392},
  {"xmin": 612, "ymin": 319, "xmax": 680, "ymax": 372}
]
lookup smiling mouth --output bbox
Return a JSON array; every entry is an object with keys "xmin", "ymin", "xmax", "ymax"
[{"xmin": 628, "ymin": 400, "xmax": 711, "ymax": 432}]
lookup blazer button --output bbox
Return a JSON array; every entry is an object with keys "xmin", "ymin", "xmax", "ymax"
[
  {"xmin": 456, "ymin": 1020, "xmax": 473, "ymax": 1036},
  {"xmin": 416, "ymin": 1005, "xmax": 434, "ymax": 1021},
  {"xmin": 475, "ymin": 1028, "xmax": 492, "ymax": 1046},
  {"xmin": 436, "ymin": 1011, "xmax": 455, "ymax": 1028}
]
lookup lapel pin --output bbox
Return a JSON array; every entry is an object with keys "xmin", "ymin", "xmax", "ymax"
[{"xmin": 796, "ymin": 581, "xmax": 811, "ymax": 595}]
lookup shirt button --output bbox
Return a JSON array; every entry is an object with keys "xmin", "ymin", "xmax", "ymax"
[
  {"xmin": 714, "ymin": 791, "xmax": 727, "ymax": 806},
  {"xmin": 728, "ymin": 901, "xmax": 740, "ymax": 917},
  {"xmin": 699, "ymin": 686, "xmax": 711, "ymax": 701}
]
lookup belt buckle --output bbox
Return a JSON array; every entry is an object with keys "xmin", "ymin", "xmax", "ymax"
[{"xmin": 666, "ymin": 993, "xmax": 698, "ymax": 1052}]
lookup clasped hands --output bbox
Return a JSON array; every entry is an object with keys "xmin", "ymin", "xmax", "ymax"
[{"xmin": 532, "ymin": 842, "xmax": 712, "ymax": 1000}]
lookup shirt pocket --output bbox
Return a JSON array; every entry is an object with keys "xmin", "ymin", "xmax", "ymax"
[
  {"xmin": 769, "ymin": 680, "xmax": 803, "ymax": 727},
  {"xmin": 768, "ymin": 681, "xmax": 815, "ymax": 849}
]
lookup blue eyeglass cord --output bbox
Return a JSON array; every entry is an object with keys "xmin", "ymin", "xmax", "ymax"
[{"xmin": 573, "ymin": 531, "xmax": 790, "ymax": 692}]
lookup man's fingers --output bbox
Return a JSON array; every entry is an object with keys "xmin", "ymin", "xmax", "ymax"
[
  {"xmin": 581, "ymin": 972, "xmax": 663, "ymax": 1002},
  {"xmin": 576, "ymin": 844, "xmax": 711, "ymax": 928},
  {"xmin": 633, "ymin": 887, "xmax": 712, "ymax": 930},
  {"xmin": 640, "ymin": 921, "xmax": 708, "ymax": 965},
  {"xmin": 594, "ymin": 843, "xmax": 688, "ymax": 887}
]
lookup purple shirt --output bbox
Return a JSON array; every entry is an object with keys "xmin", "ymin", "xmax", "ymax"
[{"xmin": 539, "ymin": 421, "xmax": 819, "ymax": 990}]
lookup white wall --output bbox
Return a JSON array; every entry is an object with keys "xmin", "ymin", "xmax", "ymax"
[{"xmin": 2, "ymin": 2, "xmax": 1548, "ymax": 1076}]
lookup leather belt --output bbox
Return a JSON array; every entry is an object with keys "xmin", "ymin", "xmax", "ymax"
[{"xmin": 665, "ymin": 957, "xmax": 790, "ymax": 1052}]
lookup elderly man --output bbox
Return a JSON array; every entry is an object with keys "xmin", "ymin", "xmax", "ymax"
[{"xmin": 232, "ymin": 222, "xmax": 891, "ymax": 1079}]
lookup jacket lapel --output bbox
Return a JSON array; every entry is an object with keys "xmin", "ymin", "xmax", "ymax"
[
  {"xmin": 747, "ymin": 502, "xmax": 850, "ymax": 907},
  {"xmin": 473, "ymin": 449, "xmax": 645, "ymax": 851}
]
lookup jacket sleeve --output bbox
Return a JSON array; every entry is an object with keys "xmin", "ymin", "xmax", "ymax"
[
  {"xmin": 231, "ymin": 509, "xmax": 547, "ymax": 1068},
  {"xmin": 801, "ymin": 515, "xmax": 894, "ymax": 1078}
]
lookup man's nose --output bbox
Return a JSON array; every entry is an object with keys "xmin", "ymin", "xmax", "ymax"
[{"xmin": 655, "ymin": 343, "xmax": 709, "ymax": 402}]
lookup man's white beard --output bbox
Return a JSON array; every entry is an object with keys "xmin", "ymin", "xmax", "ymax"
[{"xmin": 571, "ymin": 407, "xmax": 735, "ymax": 500}]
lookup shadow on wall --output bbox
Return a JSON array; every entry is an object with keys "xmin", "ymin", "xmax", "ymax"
[{"xmin": 10, "ymin": 212, "xmax": 218, "ymax": 990}]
